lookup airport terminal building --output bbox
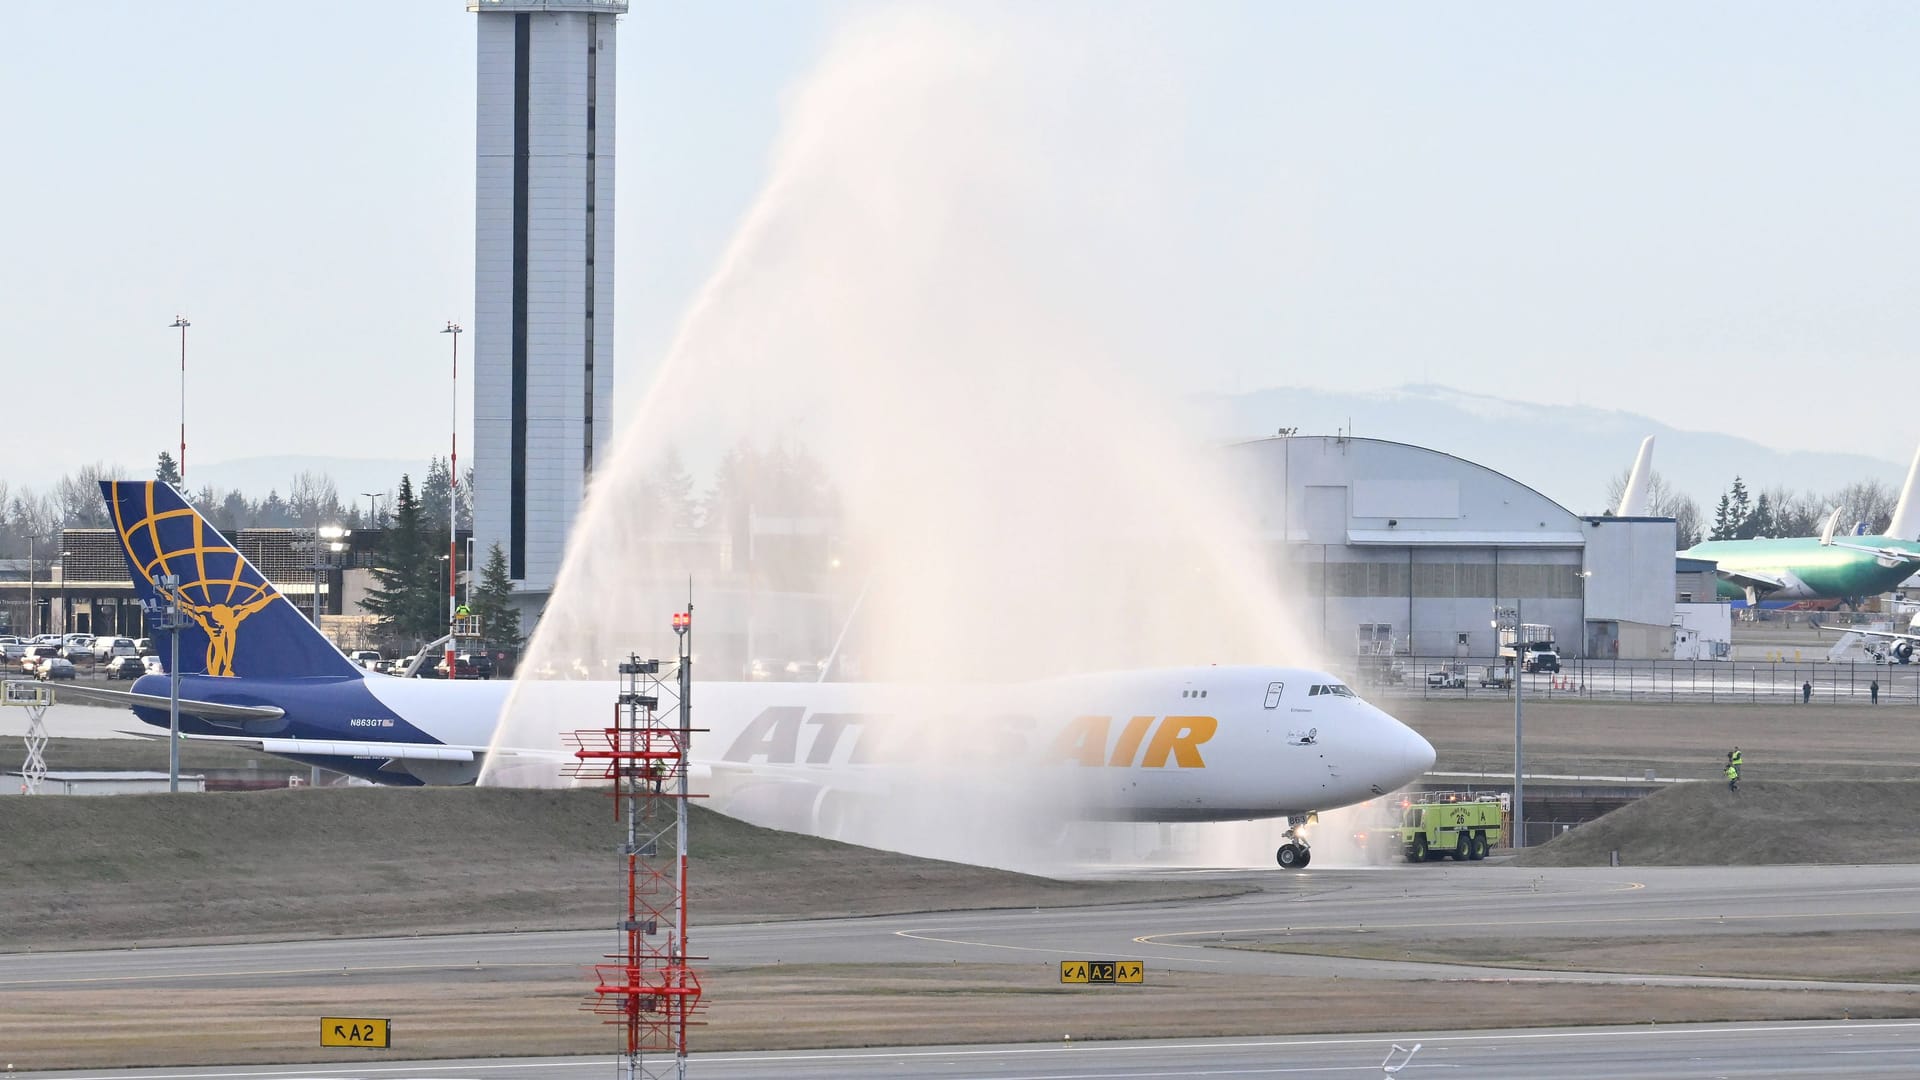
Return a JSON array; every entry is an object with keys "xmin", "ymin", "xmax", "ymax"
[{"xmin": 1234, "ymin": 435, "xmax": 1679, "ymax": 659}]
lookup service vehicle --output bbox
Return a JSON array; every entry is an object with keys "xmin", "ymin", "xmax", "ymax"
[
  {"xmin": 1398, "ymin": 795, "xmax": 1504, "ymax": 861},
  {"xmin": 1425, "ymin": 664, "xmax": 1467, "ymax": 690},
  {"xmin": 1479, "ymin": 665, "xmax": 1513, "ymax": 689}
]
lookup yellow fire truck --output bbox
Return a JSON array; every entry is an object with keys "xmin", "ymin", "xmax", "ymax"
[{"xmin": 1398, "ymin": 794, "xmax": 1505, "ymax": 861}]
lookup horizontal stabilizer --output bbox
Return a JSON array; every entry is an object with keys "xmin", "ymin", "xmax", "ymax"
[{"xmin": 55, "ymin": 683, "xmax": 285, "ymax": 721}]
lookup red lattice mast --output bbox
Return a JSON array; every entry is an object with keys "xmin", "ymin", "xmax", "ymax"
[{"xmin": 565, "ymin": 608, "xmax": 703, "ymax": 1079}]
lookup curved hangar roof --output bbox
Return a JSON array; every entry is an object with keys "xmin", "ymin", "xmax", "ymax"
[{"xmin": 1228, "ymin": 435, "xmax": 1584, "ymax": 547}]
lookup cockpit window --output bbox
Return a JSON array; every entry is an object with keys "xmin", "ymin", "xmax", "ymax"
[
  {"xmin": 1308, "ymin": 683, "xmax": 1355, "ymax": 698},
  {"xmin": 1326, "ymin": 683, "xmax": 1355, "ymax": 698},
  {"xmin": 1263, "ymin": 681, "xmax": 1284, "ymax": 709}
]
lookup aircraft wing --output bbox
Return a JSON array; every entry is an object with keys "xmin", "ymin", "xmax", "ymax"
[
  {"xmin": 1813, "ymin": 622, "xmax": 1920, "ymax": 645},
  {"xmin": 113, "ymin": 727, "xmax": 581, "ymax": 766},
  {"xmin": 1820, "ymin": 540, "xmax": 1920, "ymax": 568},
  {"xmin": 1714, "ymin": 567, "xmax": 1788, "ymax": 595},
  {"xmin": 54, "ymin": 683, "xmax": 285, "ymax": 721}
]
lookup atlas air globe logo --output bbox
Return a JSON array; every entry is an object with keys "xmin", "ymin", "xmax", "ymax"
[{"xmin": 108, "ymin": 481, "xmax": 280, "ymax": 678}]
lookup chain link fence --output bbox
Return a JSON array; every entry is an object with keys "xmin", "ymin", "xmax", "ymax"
[{"xmin": 1349, "ymin": 657, "xmax": 1916, "ymax": 705}]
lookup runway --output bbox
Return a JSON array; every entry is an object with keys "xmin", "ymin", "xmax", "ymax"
[
  {"xmin": 12, "ymin": 1021, "xmax": 1920, "ymax": 1079},
  {"xmin": 6, "ymin": 863, "xmax": 1920, "ymax": 1073},
  {"xmin": 6, "ymin": 864, "xmax": 1920, "ymax": 993}
]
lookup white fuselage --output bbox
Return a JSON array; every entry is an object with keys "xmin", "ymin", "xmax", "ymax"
[{"xmin": 358, "ymin": 665, "xmax": 1434, "ymax": 824}]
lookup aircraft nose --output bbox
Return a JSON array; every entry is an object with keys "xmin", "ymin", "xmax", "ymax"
[
  {"xmin": 1372, "ymin": 710, "xmax": 1435, "ymax": 791},
  {"xmin": 1403, "ymin": 725, "xmax": 1437, "ymax": 779}
]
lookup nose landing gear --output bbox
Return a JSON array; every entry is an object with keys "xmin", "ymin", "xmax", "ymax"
[{"xmin": 1275, "ymin": 813, "xmax": 1314, "ymax": 870}]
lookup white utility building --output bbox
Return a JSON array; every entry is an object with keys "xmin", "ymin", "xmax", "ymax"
[
  {"xmin": 469, "ymin": 0, "xmax": 624, "ymax": 624},
  {"xmin": 1231, "ymin": 435, "xmax": 1678, "ymax": 659}
]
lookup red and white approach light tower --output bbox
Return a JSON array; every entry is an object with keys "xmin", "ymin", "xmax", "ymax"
[{"xmin": 567, "ymin": 608, "xmax": 702, "ymax": 1079}]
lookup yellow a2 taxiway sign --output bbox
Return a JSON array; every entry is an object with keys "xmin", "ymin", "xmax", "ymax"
[
  {"xmin": 1059, "ymin": 960, "xmax": 1144, "ymax": 984},
  {"xmin": 321, "ymin": 1016, "xmax": 390, "ymax": 1048}
]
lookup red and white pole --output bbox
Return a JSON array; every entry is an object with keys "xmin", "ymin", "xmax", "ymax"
[
  {"xmin": 170, "ymin": 315, "xmax": 190, "ymax": 485},
  {"xmin": 442, "ymin": 321, "xmax": 463, "ymax": 679}
]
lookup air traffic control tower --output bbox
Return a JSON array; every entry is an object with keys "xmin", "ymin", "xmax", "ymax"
[{"xmin": 468, "ymin": 0, "xmax": 624, "ymax": 625}]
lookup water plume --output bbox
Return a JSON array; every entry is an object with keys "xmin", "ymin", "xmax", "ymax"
[{"xmin": 483, "ymin": 5, "xmax": 1330, "ymax": 869}]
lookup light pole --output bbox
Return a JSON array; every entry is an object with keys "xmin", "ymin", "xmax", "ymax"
[
  {"xmin": 170, "ymin": 315, "xmax": 190, "ymax": 485},
  {"xmin": 465, "ymin": 536, "xmax": 476, "ymax": 608},
  {"xmin": 58, "ymin": 551, "xmax": 70, "ymax": 637},
  {"xmin": 26, "ymin": 535, "xmax": 34, "ymax": 637},
  {"xmin": 360, "ymin": 491, "xmax": 381, "ymax": 528},
  {"xmin": 146, "ymin": 574, "xmax": 189, "ymax": 793},
  {"xmin": 1493, "ymin": 605, "xmax": 1524, "ymax": 848},
  {"xmin": 441, "ymin": 321, "xmax": 463, "ymax": 680}
]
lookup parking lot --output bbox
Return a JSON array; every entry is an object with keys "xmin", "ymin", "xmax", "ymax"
[{"xmin": 2, "ymin": 634, "xmax": 155, "ymax": 684}]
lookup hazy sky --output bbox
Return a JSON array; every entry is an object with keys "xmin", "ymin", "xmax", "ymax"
[{"xmin": 4, "ymin": 1, "xmax": 1917, "ymax": 489}]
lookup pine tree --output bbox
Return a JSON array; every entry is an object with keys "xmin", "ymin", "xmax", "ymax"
[
  {"xmin": 1743, "ymin": 492, "xmax": 1774, "ymax": 540},
  {"xmin": 1728, "ymin": 477, "xmax": 1752, "ymax": 535},
  {"xmin": 360, "ymin": 475, "xmax": 442, "ymax": 646},
  {"xmin": 1710, "ymin": 492, "xmax": 1736, "ymax": 541},
  {"xmin": 468, "ymin": 542, "xmax": 524, "ymax": 651},
  {"xmin": 155, "ymin": 452, "xmax": 182, "ymax": 486},
  {"xmin": 420, "ymin": 458, "xmax": 454, "ymax": 551}
]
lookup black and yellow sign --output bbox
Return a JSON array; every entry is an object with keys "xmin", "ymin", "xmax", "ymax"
[
  {"xmin": 321, "ymin": 1016, "xmax": 390, "ymax": 1048},
  {"xmin": 1059, "ymin": 960, "xmax": 1144, "ymax": 985}
]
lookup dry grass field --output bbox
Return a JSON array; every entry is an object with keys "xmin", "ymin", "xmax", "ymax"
[
  {"xmin": 4, "ymin": 963, "xmax": 1912, "ymax": 1070},
  {"xmin": 1395, "ymin": 697, "xmax": 1920, "ymax": 781}
]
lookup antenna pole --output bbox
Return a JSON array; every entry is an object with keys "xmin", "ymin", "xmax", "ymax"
[
  {"xmin": 170, "ymin": 316, "xmax": 190, "ymax": 485},
  {"xmin": 442, "ymin": 321, "xmax": 463, "ymax": 680}
]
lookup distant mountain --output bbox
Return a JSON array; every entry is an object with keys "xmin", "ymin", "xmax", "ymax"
[
  {"xmin": 1196, "ymin": 385, "xmax": 1906, "ymax": 514},
  {"xmin": 188, "ymin": 455, "xmax": 428, "ymax": 504}
]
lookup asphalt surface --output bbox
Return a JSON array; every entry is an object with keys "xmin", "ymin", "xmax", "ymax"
[
  {"xmin": 7, "ymin": 864, "xmax": 1920, "ymax": 994},
  {"xmin": 7, "ymin": 863, "xmax": 1920, "ymax": 1077},
  {"xmin": 11, "ymin": 1021, "xmax": 1920, "ymax": 1079}
]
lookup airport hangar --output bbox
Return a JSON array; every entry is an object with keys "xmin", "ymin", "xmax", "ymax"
[{"xmin": 1231, "ymin": 434, "xmax": 1685, "ymax": 660}]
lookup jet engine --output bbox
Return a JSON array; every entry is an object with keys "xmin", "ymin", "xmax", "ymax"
[{"xmin": 1893, "ymin": 640, "xmax": 1914, "ymax": 664}]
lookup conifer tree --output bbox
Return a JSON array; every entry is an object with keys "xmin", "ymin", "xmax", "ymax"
[
  {"xmin": 360, "ymin": 475, "xmax": 442, "ymax": 646},
  {"xmin": 468, "ymin": 542, "xmax": 524, "ymax": 651}
]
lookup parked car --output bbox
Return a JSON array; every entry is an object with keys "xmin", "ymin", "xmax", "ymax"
[
  {"xmin": 93, "ymin": 636, "xmax": 138, "ymax": 661},
  {"xmin": 133, "ymin": 638, "xmax": 156, "ymax": 656},
  {"xmin": 36, "ymin": 657, "xmax": 76, "ymax": 681},
  {"xmin": 104, "ymin": 655, "xmax": 145, "ymax": 680},
  {"xmin": 19, "ymin": 645, "xmax": 60, "ymax": 674},
  {"xmin": 0, "ymin": 635, "xmax": 19, "ymax": 646},
  {"xmin": 0, "ymin": 643, "xmax": 24, "ymax": 662},
  {"xmin": 142, "ymin": 656, "xmax": 166, "ymax": 676},
  {"xmin": 348, "ymin": 650, "xmax": 382, "ymax": 670}
]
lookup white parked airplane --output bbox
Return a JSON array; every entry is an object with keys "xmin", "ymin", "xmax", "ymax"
[{"xmin": 59, "ymin": 481, "xmax": 1436, "ymax": 868}]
